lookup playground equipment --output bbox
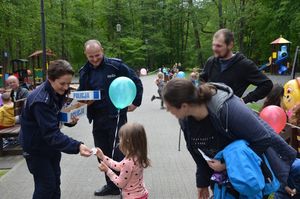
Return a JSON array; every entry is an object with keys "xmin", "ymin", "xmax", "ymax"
[
  {"xmin": 0, "ymin": 59, "xmax": 32, "ymax": 89},
  {"xmin": 259, "ymin": 36, "xmax": 291, "ymax": 74},
  {"xmin": 10, "ymin": 59, "xmax": 33, "ymax": 88},
  {"xmin": 28, "ymin": 49, "xmax": 55, "ymax": 86},
  {"xmin": 291, "ymin": 46, "xmax": 300, "ymax": 79}
]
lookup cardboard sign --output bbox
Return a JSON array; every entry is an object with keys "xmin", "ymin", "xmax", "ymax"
[
  {"xmin": 59, "ymin": 102, "xmax": 87, "ymax": 123},
  {"xmin": 70, "ymin": 90, "xmax": 101, "ymax": 100}
]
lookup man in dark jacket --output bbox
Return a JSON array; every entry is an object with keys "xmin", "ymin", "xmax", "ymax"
[
  {"xmin": 199, "ymin": 28, "xmax": 273, "ymax": 103},
  {"xmin": 79, "ymin": 39, "xmax": 143, "ymax": 196}
]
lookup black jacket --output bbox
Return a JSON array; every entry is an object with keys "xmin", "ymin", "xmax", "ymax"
[
  {"xmin": 10, "ymin": 87, "xmax": 29, "ymax": 102},
  {"xmin": 180, "ymin": 83, "xmax": 297, "ymax": 188},
  {"xmin": 19, "ymin": 80, "xmax": 82, "ymax": 156},
  {"xmin": 199, "ymin": 53, "xmax": 273, "ymax": 103},
  {"xmin": 78, "ymin": 57, "xmax": 143, "ymax": 122}
]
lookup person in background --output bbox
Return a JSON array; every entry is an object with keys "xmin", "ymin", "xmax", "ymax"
[
  {"xmin": 0, "ymin": 88, "xmax": 6, "ymax": 106},
  {"xmin": 190, "ymin": 72, "xmax": 199, "ymax": 87},
  {"xmin": 151, "ymin": 72, "xmax": 165, "ymax": 109},
  {"xmin": 7, "ymin": 75, "xmax": 29, "ymax": 102},
  {"xmin": 199, "ymin": 28, "xmax": 273, "ymax": 104},
  {"xmin": 0, "ymin": 92, "xmax": 15, "ymax": 129},
  {"xmin": 260, "ymin": 84, "xmax": 284, "ymax": 111}
]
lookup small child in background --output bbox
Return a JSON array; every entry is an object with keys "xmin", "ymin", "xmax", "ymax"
[
  {"xmin": 190, "ymin": 72, "xmax": 199, "ymax": 87},
  {"xmin": 289, "ymin": 104, "xmax": 300, "ymax": 126},
  {"xmin": 151, "ymin": 72, "xmax": 165, "ymax": 109},
  {"xmin": 192, "ymin": 67, "xmax": 199, "ymax": 78},
  {"xmin": 96, "ymin": 122, "xmax": 150, "ymax": 199},
  {"xmin": 0, "ymin": 92, "xmax": 16, "ymax": 129},
  {"xmin": 0, "ymin": 88, "xmax": 6, "ymax": 106},
  {"xmin": 260, "ymin": 84, "xmax": 284, "ymax": 111}
]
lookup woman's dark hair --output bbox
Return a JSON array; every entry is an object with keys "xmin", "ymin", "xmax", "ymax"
[
  {"xmin": 162, "ymin": 78, "xmax": 215, "ymax": 109},
  {"xmin": 261, "ymin": 84, "xmax": 284, "ymax": 111},
  {"xmin": 47, "ymin": 60, "xmax": 74, "ymax": 81}
]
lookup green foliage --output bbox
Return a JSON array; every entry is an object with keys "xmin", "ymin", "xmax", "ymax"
[
  {"xmin": 0, "ymin": 0, "xmax": 299, "ymax": 72},
  {"xmin": 0, "ymin": 169, "xmax": 9, "ymax": 178}
]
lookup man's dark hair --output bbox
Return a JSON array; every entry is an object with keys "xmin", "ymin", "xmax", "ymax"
[{"xmin": 214, "ymin": 28, "xmax": 234, "ymax": 45}]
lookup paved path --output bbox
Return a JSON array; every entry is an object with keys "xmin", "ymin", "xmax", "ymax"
[{"xmin": 0, "ymin": 75, "xmax": 196, "ymax": 199}]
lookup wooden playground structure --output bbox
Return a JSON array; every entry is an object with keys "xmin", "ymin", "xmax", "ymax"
[{"xmin": 0, "ymin": 49, "xmax": 55, "ymax": 89}]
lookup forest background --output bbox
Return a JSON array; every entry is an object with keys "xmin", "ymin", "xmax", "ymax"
[{"xmin": 0, "ymin": 0, "xmax": 299, "ymax": 72}]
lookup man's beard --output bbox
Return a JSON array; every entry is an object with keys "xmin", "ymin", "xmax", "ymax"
[{"xmin": 216, "ymin": 49, "xmax": 231, "ymax": 59}]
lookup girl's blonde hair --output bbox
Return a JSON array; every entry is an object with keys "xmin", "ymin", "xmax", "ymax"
[
  {"xmin": 157, "ymin": 72, "xmax": 164, "ymax": 79},
  {"xmin": 119, "ymin": 123, "xmax": 150, "ymax": 168}
]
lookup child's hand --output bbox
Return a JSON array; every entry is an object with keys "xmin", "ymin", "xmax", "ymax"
[
  {"xmin": 207, "ymin": 159, "xmax": 226, "ymax": 172},
  {"xmin": 285, "ymin": 186, "xmax": 296, "ymax": 197},
  {"xmin": 96, "ymin": 147, "xmax": 104, "ymax": 160},
  {"xmin": 98, "ymin": 162, "xmax": 109, "ymax": 172}
]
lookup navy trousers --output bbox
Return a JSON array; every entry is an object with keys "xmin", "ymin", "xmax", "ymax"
[{"xmin": 25, "ymin": 153, "xmax": 61, "ymax": 199}]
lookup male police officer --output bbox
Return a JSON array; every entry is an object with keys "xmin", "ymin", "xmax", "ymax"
[{"xmin": 78, "ymin": 40, "xmax": 143, "ymax": 196}]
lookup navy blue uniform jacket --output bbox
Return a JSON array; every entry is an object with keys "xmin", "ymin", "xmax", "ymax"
[
  {"xmin": 78, "ymin": 57, "xmax": 143, "ymax": 122},
  {"xmin": 19, "ymin": 80, "xmax": 81, "ymax": 156}
]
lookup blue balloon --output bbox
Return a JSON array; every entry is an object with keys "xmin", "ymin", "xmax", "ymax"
[
  {"xmin": 109, "ymin": 77, "xmax": 137, "ymax": 109},
  {"xmin": 177, "ymin": 71, "xmax": 185, "ymax": 78}
]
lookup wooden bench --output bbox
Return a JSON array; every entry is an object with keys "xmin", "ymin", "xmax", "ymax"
[
  {"xmin": 0, "ymin": 98, "xmax": 25, "ymax": 156},
  {"xmin": 0, "ymin": 124, "xmax": 21, "ymax": 156},
  {"xmin": 281, "ymin": 123, "xmax": 300, "ymax": 157}
]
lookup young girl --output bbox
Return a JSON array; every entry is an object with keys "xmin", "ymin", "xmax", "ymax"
[{"xmin": 96, "ymin": 122, "xmax": 150, "ymax": 199}]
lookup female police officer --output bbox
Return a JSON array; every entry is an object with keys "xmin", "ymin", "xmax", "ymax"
[{"xmin": 19, "ymin": 60, "xmax": 92, "ymax": 199}]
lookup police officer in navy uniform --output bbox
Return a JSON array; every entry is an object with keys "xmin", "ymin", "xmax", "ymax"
[
  {"xmin": 78, "ymin": 40, "xmax": 143, "ymax": 196},
  {"xmin": 19, "ymin": 60, "xmax": 92, "ymax": 199}
]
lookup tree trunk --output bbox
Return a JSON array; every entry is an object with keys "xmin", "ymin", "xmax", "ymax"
[
  {"xmin": 218, "ymin": 0, "xmax": 224, "ymax": 28},
  {"xmin": 238, "ymin": 0, "xmax": 245, "ymax": 52},
  {"xmin": 60, "ymin": 0, "xmax": 67, "ymax": 59},
  {"xmin": 188, "ymin": 0, "xmax": 204, "ymax": 67}
]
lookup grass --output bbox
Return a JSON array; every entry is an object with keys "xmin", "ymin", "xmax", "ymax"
[
  {"xmin": 0, "ymin": 169, "xmax": 9, "ymax": 178},
  {"xmin": 247, "ymin": 102, "xmax": 262, "ymax": 112}
]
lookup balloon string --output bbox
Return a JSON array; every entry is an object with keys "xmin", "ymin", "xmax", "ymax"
[{"xmin": 112, "ymin": 109, "xmax": 120, "ymax": 158}]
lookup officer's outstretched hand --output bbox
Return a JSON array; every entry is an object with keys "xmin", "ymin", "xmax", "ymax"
[
  {"xmin": 127, "ymin": 104, "xmax": 137, "ymax": 112},
  {"xmin": 79, "ymin": 144, "xmax": 92, "ymax": 157}
]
